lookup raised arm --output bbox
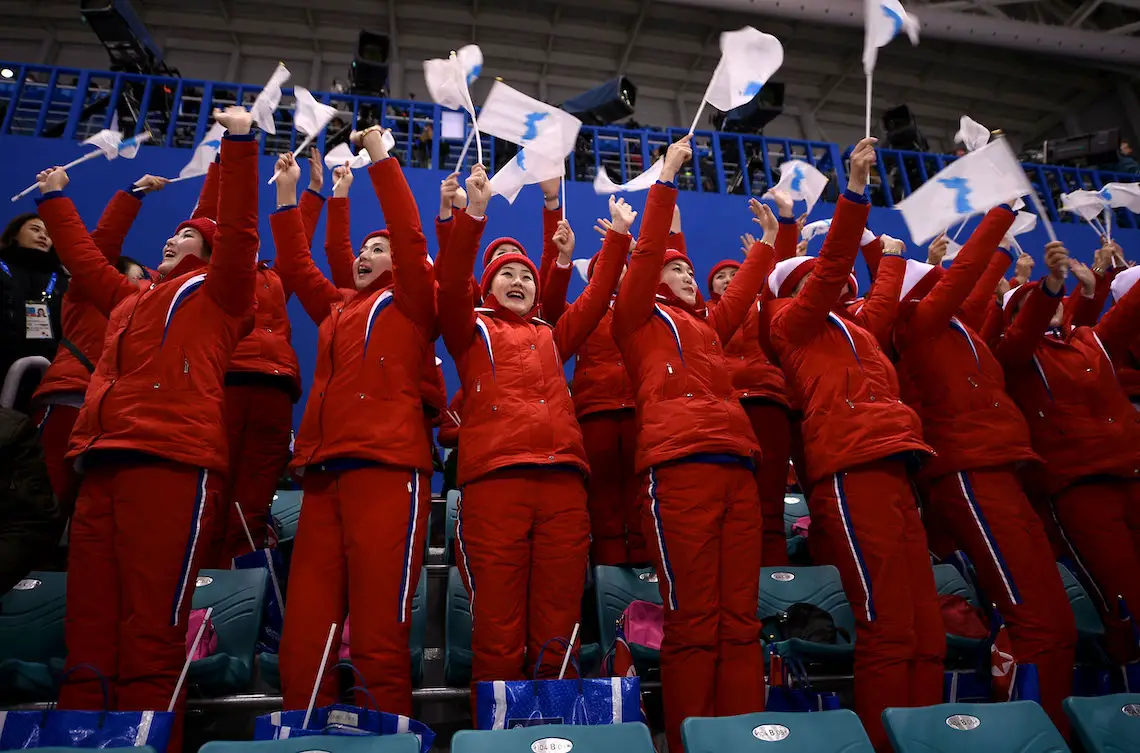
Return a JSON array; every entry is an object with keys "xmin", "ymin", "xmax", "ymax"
[
  {"xmin": 202, "ymin": 109, "xmax": 259, "ymax": 318},
  {"xmin": 540, "ymin": 217, "xmax": 574, "ymax": 323},
  {"xmin": 438, "ymin": 167, "xmax": 490, "ymax": 358},
  {"xmin": 325, "ymin": 164, "xmax": 356, "ymax": 289},
  {"xmin": 536, "ymin": 177, "xmax": 564, "ymax": 291},
  {"xmin": 709, "ymin": 199, "xmax": 779, "ymax": 343},
  {"xmin": 860, "ymin": 232, "xmax": 883, "ymax": 280},
  {"xmin": 299, "ymin": 147, "xmax": 326, "ymax": 244},
  {"xmin": 269, "ymin": 151, "xmax": 341, "ymax": 324},
  {"xmin": 614, "ymin": 135, "xmax": 691, "ymax": 341},
  {"xmin": 554, "ymin": 200, "xmax": 634, "ymax": 358},
  {"xmin": 191, "ymin": 161, "xmax": 220, "ymax": 221},
  {"xmin": 995, "ymin": 242, "xmax": 1069, "ymax": 367},
  {"xmin": 851, "ymin": 242, "xmax": 905, "ymax": 346},
  {"xmin": 1093, "ymin": 264, "xmax": 1140, "ymax": 357},
  {"xmin": 960, "ymin": 242, "xmax": 1018, "ymax": 332},
  {"xmin": 359, "ymin": 128, "xmax": 435, "ymax": 335}
]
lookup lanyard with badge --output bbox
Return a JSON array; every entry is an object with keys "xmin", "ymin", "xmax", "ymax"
[{"xmin": 3, "ymin": 260, "xmax": 58, "ymax": 340}]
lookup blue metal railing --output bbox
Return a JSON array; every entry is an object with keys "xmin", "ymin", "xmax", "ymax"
[{"xmin": 1, "ymin": 60, "xmax": 1136, "ymax": 222}]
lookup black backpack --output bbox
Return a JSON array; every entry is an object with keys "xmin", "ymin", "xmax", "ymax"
[{"xmin": 761, "ymin": 603, "xmax": 852, "ymax": 645}]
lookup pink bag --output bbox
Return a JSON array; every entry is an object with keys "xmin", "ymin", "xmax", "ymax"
[
  {"xmin": 792, "ymin": 515, "xmax": 811, "ymax": 539},
  {"xmin": 339, "ymin": 617, "xmax": 351, "ymax": 660},
  {"xmin": 186, "ymin": 608, "xmax": 218, "ymax": 660},
  {"xmin": 622, "ymin": 600, "xmax": 664, "ymax": 651}
]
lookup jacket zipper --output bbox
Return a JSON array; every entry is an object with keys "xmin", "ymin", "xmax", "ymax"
[{"xmin": 91, "ymin": 292, "xmax": 144, "ymax": 447}]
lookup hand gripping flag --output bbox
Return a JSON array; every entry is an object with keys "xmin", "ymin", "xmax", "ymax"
[
  {"xmin": 11, "ymin": 129, "xmax": 151, "ymax": 202},
  {"xmin": 691, "ymin": 27, "xmax": 784, "ymax": 133},
  {"xmin": 763, "ymin": 160, "xmax": 829, "ymax": 214}
]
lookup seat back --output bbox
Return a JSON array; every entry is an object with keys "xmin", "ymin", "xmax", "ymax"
[
  {"xmin": 0, "ymin": 572, "xmax": 66, "ymax": 663},
  {"xmin": 882, "ymin": 701, "xmax": 1070, "ymax": 753},
  {"xmin": 200, "ymin": 736, "xmax": 420, "ymax": 753},
  {"xmin": 783, "ymin": 494, "xmax": 807, "ymax": 537},
  {"xmin": 270, "ymin": 490, "xmax": 303, "ymax": 541},
  {"xmin": 452, "ymin": 722, "xmax": 655, "ymax": 753},
  {"xmin": 593, "ymin": 565, "xmax": 663, "ymax": 653},
  {"xmin": 1064, "ymin": 693, "xmax": 1140, "ymax": 753},
  {"xmin": 933, "ymin": 564, "xmax": 980, "ymax": 605},
  {"xmin": 682, "ymin": 710, "xmax": 873, "ymax": 753},
  {"xmin": 757, "ymin": 566, "xmax": 855, "ymax": 642},
  {"xmin": 445, "ymin": 490, "xmax": 460, "ymax": 565},
  {"xmin": 444, "ymin": 565, "xmax": 473, "ymax": 686},
  {"xmin": 191, "ymin": 569, "xmax": 268, "ymax": 670},
  {"xmin": 410, "ymin": 565, "xmax": 427, "ymax": 686},
  {"xmin": 1058, "ymin": 563, "xmax": 1106, "ymax": 639}
]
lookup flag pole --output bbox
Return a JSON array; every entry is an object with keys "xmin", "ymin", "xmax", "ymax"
[
  {"xmin": 688, "ymin": 99, "xmax": 709, "ymax": 136},
  {"xmin": 303, "ymin": 623, "xmax": 338, "ymax": 730},
  {"xmin": 11, "ymin": 150, "xmax": 103, "ymax": 202},
  {"xmin": 561, "ymin": 174, "xmax": 566, "ymax": 221},
  {"xmin": 864, "ymin": 72, "xmax": 873, "ymax": 139},
  {"xmin": 164, "ymin": 174, "xmax": 201, "ymax": 185},
  {"xmin": 454, "ymin": 129, "xmax": 475, "ymax": 173},
  {"xmin": 1026, "ymin": 191, "xmax": 1058, "ymax": 243},
  {"xmin": 292, "ymin": 132, "xmax": 316, "ymax": 158},
  {"xmin": 1104, "ymin": 207, "xmax": 1113, "ymax": 244}
]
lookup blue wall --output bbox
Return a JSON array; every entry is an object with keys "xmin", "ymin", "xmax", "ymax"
[{"xmin": 3, "ymin": 135, "xmax": 1136, "ymax": 432}]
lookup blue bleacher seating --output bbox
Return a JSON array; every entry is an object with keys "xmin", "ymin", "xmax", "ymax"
[
  {"xmin": 682, "ymin": 709, "xmax": 874, "ymax": 753},
  {"xmin": 593, "ymin": 565, "xmax": 663, "ymax": 674},
  {"xmin": 200, "ymin": 737, "xmax": 420, "ymax": 753},
  {"xmin": 0, "ymin": 572, "xmax": 66, "ymax": 701},
  {"xmin": 270, "ymin": 490, "xmax": 303, "ymax": 542},
  {"xmin": 189, "ymin": 568, "xmax": 269, "ymax": 696},
  {"xmin": 882, "ymin": 701, "xmax": 1071, "ymax": 753},
  {"xmin": 1064, "ymin": 693, "xmax": 1140, "ymax": 753},
  {"xmin": 757, "ymin": 566, "xmax": 855, "ymax": 663},
  {"xmin": 452, "ymin": 722, "xmax": 655, "ymax": 753}
]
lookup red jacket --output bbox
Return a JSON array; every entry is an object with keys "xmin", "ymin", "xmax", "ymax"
[
  {"xmin": 570, "ymin": 304, "xmax": 637, "ymax": 418},
  {"xmin": 36, "ymin": 135, "xmax": 260, "ymax": 472},
  {"xmin": 274, "ymin": 158, "xmax": 436, "ymax": 473},
  {"xmin": 612, "ymin": 182, "xmax": 764, "ymax": 473},
  {"xmin": 33, "ymin": 189, "xmax": 144, "ymax": 402},
  {"xmin": 765, "ymin": 192, "xmax": 931, "ymax": 485},
  {"xmin": 892, "ymin": 207, "xmax": 1035, "ymax": 479},
  {"xmin": 995, "ymin": 280, "xmax": 1140, "ymax": 492},
  {"xmin": 1116, "ymin": 337, "xmax": 1140, "ymax": 400},
  {"xmin": 438, "ymin": 210, "xmax": 630, "ymax": 486}
]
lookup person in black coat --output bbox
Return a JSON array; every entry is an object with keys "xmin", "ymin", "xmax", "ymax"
[
  {"xmin": 0, "ymin": 213, "xmax": 69, "ymax": 413},
  {"xmin": 0, "ymin": 406, "xmax": 60, "ymax": 595}
]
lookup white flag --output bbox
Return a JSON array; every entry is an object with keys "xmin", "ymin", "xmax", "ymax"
[
  {"xmin": 593, "ymin": 159, "xmax": 664, "ymax": 195},
  {"xmin": 424, "ymin": 45, "xmax": 482, "ymax": 118},
  {"xmin": 896, "ymin": 138, "xmax": 1031, "ymax": 245},
  {"xmin": 947, "ymin": 209, "xmax": 1036, "ymax": 263},
  {"xmin": 324, "ymin": 142, "xmax": 373, "ymax": 171},
  {"xmin": 571, "ymin": 259, "xmax": 592, "ymax": 283},
  {"xmin": 82, "ymin": 129, "xmax": 123, "ymax": 158},
  {"xmin": 115, "ymin": 132, "xmax": 149, "ymax": 160},
  {"xmin": 801, "ymin": 219, "xmax": 832, "ymax": 242},
  {"xmin": 477, "ymin": 81, "xmax": 581, "ymax": 158},
  {"xmin": 1060, "ymin": 189, "xmax": 1108, "ymax": 221},
  {"xmin": 955, "ymin": 115, "xmax": 990, "ymax": 153},
  {"xmin": 491, "ymin": 146, "xmax": 564, "ymax": 205},
  {"xmin": 703, "ymin": 27, "xmax": 784, "ymax": 113},
  {"xmin": 1101, "ymin": 182, "xmax": 1140, "ymax": 212},
  {"xmin": 863, "ymin": 0, "xmax": 920, "ymax": 75},
  {"xmin": 250, "ymin": 63, "xmax": 290, "ymax": 135},
  {"xmin": 179, "ymin": 123, "xmax": 225, "ymax": 179},
  {"xmin": 763, "ymin": 160, "xmax": 829, "ymax": 214},
  {"xmin": 292, "ymin": 86, "xmax": 338, "ymax": 138}
]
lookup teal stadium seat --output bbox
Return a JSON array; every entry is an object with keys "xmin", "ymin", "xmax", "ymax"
[
  {"xmin": 270, "ymin": 491, "xmax": 303, "ymax": 542},
  {"xmin": 594, "ymin": 565, "xmax": 663, "ymax": 674},
  {"xmin": 784, "ymin": 494, "xmax": 809, "ymax": 562},
  {"xmin": 932, "ymin": 564, "xmax": 988, "ymax": 664},
  {"xmin": 189, "ymin": 568, "xmax": 268, "ymax": 696},
  {"xmin": 1064, "ymin": 694, "xmax": 1140, "ymax": 753},
  {"xmin": 882, "ymin": 701, "xmax": 1071, "ymax": 753},
  {"xmin": 445, "ymin": 490, "xmax": 460, "ymax": 566},
  {"xmin": 200, "ymin": 737, "xmax": 419, "ymax": 753},
  {"xmin": 757, "ymin": 566, "xmax": 855, "ymax": 663},
  {"xmin": 32, "ymin": 749, "xmax": 157, "ymax": 753},
  {"xmin": 1058, "ymin": 562, "xmax": 1111, "ymax": 666},
  {"xmin": 452, "ymin": 722, "xmax": 655, "ymax": 753},
  {"xmin": 682, "ymin": 709, "xmax": 874, "ymax": 753},
  {"xmin": 0, "ymin": 572, "xmax": 67, "ymax": 701}
]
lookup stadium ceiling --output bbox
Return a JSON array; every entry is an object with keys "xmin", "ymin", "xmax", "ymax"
[{"xmin": 0, "ymin": 0, "xmax": 1138, "ymax": 147}]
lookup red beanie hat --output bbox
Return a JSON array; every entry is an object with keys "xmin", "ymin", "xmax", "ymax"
[
  {"xmin": 362, "ymin": 229, "xmax": 390, "ymax": 246},
  {"xmin": 662, "ymin": 248, "xmax": 692, "ymax": 271},
  {"xmin": 480, "ymin": 252, "xmax": 540, "ymax": 305},
  {"xmin": 176, "ymin": 217, "xmax": 217, "ymax": 252},
  {"xmin": 1002, "ymin": 280, "xmax": 1036, "ymax": 327},
  {"xmin": 482, "ymin": 237, "xmax": 526, "ymax": 268},
  {"xmin": 768, "ymin": 256, "xmax": 818, "ymax": 298},
  {"xmin": 707, "ymin": 259, "xmax": 741, "ymax": 299}
]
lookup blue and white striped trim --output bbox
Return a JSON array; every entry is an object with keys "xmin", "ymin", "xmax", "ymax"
[
  {"xmin": 162, "ymin": 273, "xmax": 207, "ymax": 344},
  {"xmin": 397, "ymin": 473, "xmax": 421, "ymax": 624},
  {"xmin": 491, "ymin": 680, "xmax": 508, "ymax": 729},
  {"xmin": 826, "ymin": 312, "xmax": 861, "ymax": 365},
  {"xmin": 956, "ymin": 472, "xmax": 1020, "ymax": 605},
  {"xmin": 647, "ymin": 468, "xmax": 678, "ymax": 611},
  {"xmin": 171, "ymin": 469, "xmax": 208, "ymax": 626},
  {"xmin": 455, "ymin": 491, "xmax": 476, "ymax": 622},
  {"xmin": 362, "ymin": 290, "xmax": 395, "ymax": 359},
  {"xmin": 833, "ymin": 473, "xmax": 875, "ymax": 621},
  {"xmin": 133, "ymin": 711, "xmax": 155, "ymax": 745},
  {"xmin": 474, "ymin": 315, "xmax": 496, "ymax": 376},
  {"xmin": 1031, "ymin": 355, "xmax": 1053, "ymax": 400},
  {"xmin": 35, "ymin": 404, "xmax": 54, "ymax": 438},
  {"xmin": 1091, "ymin": 332, "xmax": 1117, "ymax": 379},
  {"xmin": 653, "ymin": 305, "xmax": 685, "ymax": 365},
  {"xmin": 949, "ymin": 317, "xmax": 980, "ymax": 369}
]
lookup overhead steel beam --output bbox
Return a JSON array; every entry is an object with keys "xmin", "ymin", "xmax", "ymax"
[
  {"xmin": 1022, "ymin": 81, "xmax": 1115, "ymax": 143},
  {"xmin": 659, "ymin": 0, "xmax": 1140, "ymax": 64},
  {"xmin": 388, "ymin": 0, "xmax": 402, "ymax": 98},
  {"xmin": 1109, "ymin": 19, "xmax": 1140, "ymax": 33},
  {"xmin": 617, "ymin": 0, "xmax": 651, "ymax": 74},
  {"xmin": 1066, "ymin": 0, "xmax": 1104, "ymax": 26}
]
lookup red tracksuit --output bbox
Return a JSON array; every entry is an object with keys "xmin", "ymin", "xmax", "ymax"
[
  {"xmin": 273, "ymin": 158, "xmax": 435, "ymax": 717},
  {"xmin": 764, "ymin": 190, "xmax": 943, "ymax": 752},
  {"xmin": 32, "ymin": 189, "xmax": 145, "ymax": 511},
  {"xmin": 996, "ymin": 279, "xmax": 1140, "ymax": 664},
  {"xmin": 438, "ymin": 207, "xmax": 629, "ymax": 683},
  {"xmin": 892, "ymin": 206, "xmax": 1075, "ymax": 732},
  {"xmin": 612, "ymin": 182, "xmax": 768, "ymax": 753},
  {"xmin": 37, "ymin": 134, "xmax": 259, "ymax": 749}
]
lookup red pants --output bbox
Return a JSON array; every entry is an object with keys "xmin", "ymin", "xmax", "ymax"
[
  {"xmin": 34, "ymin": 403, "xmax": 81, "ymax": 517},
  {"xmin": 579, "ymin": 410, "xmax": 644, "ymax": 565},
  {"xmin": 809, "ymin": 459, "xmax": 944, "ymax": 752},
  {"xmin": 60, "ymin": 461, "xmax": 219, "ymax": 753},
  {"xmin": 925, "ymin": 466, "xmax": 1076, "ymax": 734},
  {"xmin": 743, "ymin": 400, "xmax": 791, "ymax": 567},
  {"xmin": 788, "ymin": 414, "xmax": 812, "ymax": 497},
  {"xmin": 1050, "ymin": 478, "xmax": 1140, "ymax": 665},
  {"xmin": 280, "ymin": 465, "xmax": 430, "ymax": 716},
  {"xmin": 212, "ymin": 384, "xmax": 293, "ymax": 567},
  {"xmin": 641, "ymin": 461, "xmax": 764, "ymax": 753},
  {"xmin": 455, "ymin": 467, "xmax": 590, "ymax": 683}
]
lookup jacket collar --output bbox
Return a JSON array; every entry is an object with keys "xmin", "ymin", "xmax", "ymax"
[
  {"xmin": 156, "ymin": 254, "xmax": 206, "ymax": 285},
  {"xmin": 476, "ymin": 294, "xmax": 546, "ymax": 326},
  {"xmin": 655, "ymin": 287, "xmax": 707, "ymax": 319}
]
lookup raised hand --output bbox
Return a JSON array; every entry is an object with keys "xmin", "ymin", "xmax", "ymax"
[
  {"xmin": 308, "ymin": 147, "xmax": 324, "ymax": 193},
  {"xmin": 882, "ymin": 235, "xmax": 905, "ymax": 257},
  {"xmin": 660, "ymin": 134, "xmax": 692, "ymax": 184},
  {"xmin": 749, "ymin": 198, "xmax": 778, "ymax": 245},
  {"xmin": 440, "ymin": 172, "xmax": 461, "ymax": 219},
  {"xmin": 594, "ymin": 218, "xmax": 614, "ymax": 237},
  {"xmin": 740, "ymin": 232, "xmax": 758, "ymax": 257},
  {"xmin": 770, "ymin": 188, "xmax": 794, "ymax": 218},
  {"xmin": 133, "ymin": 174, "xmax": 170, "ymax": 194},
  {"xmin": 995, "ymin": 276, "xmax": 1011, "ymax": 303},
  {"xmin": 538, "ymin": 175, "xmax": 561, "ymax": 207},
  {"xmin": 796, "ymin": 239, "xmax": 809, "ymax": 257},
  {"xmin": 332, "ymin": 163, "xmax": 353, "ymax": 198},
  {"xmin": 353, "ymin": 126, "xmax": 391, "ymax": 162},
  {"xmin": 552, "ymin": 219, "xmax": 575, "ymax": 261},
  {"xmin": 1069, "ymin": 258, "xmax": 1096, "ymax": 295},
  {"xmin": 1043, "ymin": 240, "xmax": 1069, "ymax": 293},
  {"xmin": 36, "ymin": 167, "xmax": 69, "ymax": 194},
  {"xmin": 1015, "ymin": 252, "xmax": 1035, "ymax": 281},
  {"xmin": 609, "ymin": 196, "xmax": 637, "ymax": 235},
  {"xmin": 846, "ymin": 137, "xmax": 878, "ymax": 194},
  {"xmin": 213, "ymin": 105, "xmax": 252, "ymax": 136},
  {"xmin": 465, "ymin": 164, "xmax": 492, "ymax": 217},
  {"xmin": 927, "ymin": 234, "xmax": 948, "ymax": 265}
]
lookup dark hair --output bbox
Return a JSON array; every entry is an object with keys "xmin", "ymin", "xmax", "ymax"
[
  {"xmin": 1, "ymin": 213, "xmax": 42, "ymax": 249},
  {"xmin": 115, "ymin": 255, "xmax": 150, "ymax": 279}
]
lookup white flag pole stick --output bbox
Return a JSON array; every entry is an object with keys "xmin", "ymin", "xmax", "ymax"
[
  {"xmin": 11, "ymin": 151, "xmax": 103, "ymax": 202},
  {"xmin": 292, "ymin": 132, "xmax": 316, "ymax": 158},
  {"xmin": 303, "ymin": 623, "xmax": 338, "ymax": 729},
  {"xmin": 169, "ymin": 606, "xmax": 213, "ymax": 712},
  {"xmin": 558, "ymin": 622, "xmax": 581, "ymax": 680},
  {"xmin": 689, "ymin": 59, "xmax": 722, "ymax": 136},
  {"xmin": 1027, "ymin": 191, "xmax": 1058, "ymax": 243},
  {"xmin": 235, "ymin": 501, "xmax": 258, "ymax": 554},
  {"xmin": 165, "ymin": 174, "xmax": 202, "ymax": 185},
  {"xmin": 1104, "ymin": 207, "xmax": 1113, "ymax": 243},
  {"xmin": 232, "ymin": 500, "xmax": 286, "ymax": 613},
  {"xmin": 561, "ymin": 174, "xmax": 566, "ymax": 221},
  {"xmin": 688, "ymin": 99, "xmax": 709, "ymax": 136},
  {"xmin": 865, "ymin": 72, "xmax": 874, "ymax": 139},
  {"xmin": 474, "ymin": 122, "xmax": 484, "ymax": 165},
  {"xmin": 454, "ymin": 129, "xmax": 475, "ymax": 173},
  {"xmin": 951, "ymin": 219, "xmax": 969, "ymax": 242}
]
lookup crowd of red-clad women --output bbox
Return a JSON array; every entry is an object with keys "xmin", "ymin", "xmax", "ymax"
[{"xmin": 8, "ymin": 103, "xmax": 1140, "ymax": 752}]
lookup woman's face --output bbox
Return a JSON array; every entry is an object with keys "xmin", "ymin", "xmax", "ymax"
[
  {"xmin": 157, "ymin": 227, "xmax": 205, "ymax": 275},
  {"xmin": 712, "ymin": 267, "xmax": 737, "ymax": 296},
  {"xmin": 16, "ymin": 218, "xmax": 50, "ymax": 252},
  {"xmin": 123, "ymin": 263, "xmax": 147, "ymax": 283},
  {"xmin": 491, "ymin": 261, "xmax": 536, "ymax": 316},
  {"xmin": 661, "ymin": 260, "xmax": 696, "ymax": 305},
  {"xmin": 353, "ymin": 235, "xmax": 392, "ymax": 290}
]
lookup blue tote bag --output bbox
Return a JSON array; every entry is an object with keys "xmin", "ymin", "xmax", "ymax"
[{"xmin": 232, "ymin": 548, "xmax": 285, "ymax": 654}]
